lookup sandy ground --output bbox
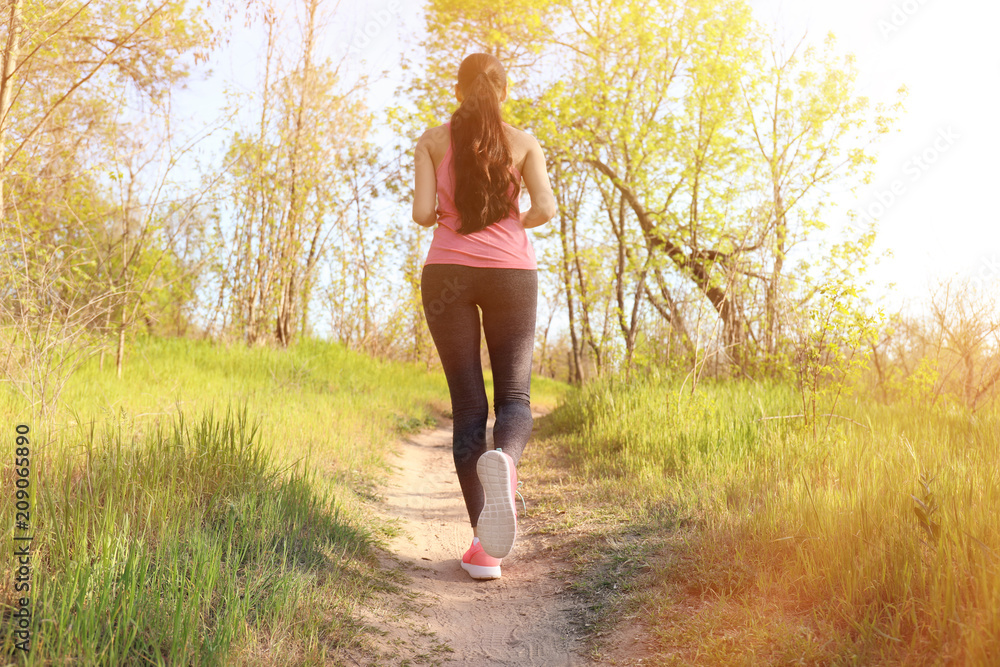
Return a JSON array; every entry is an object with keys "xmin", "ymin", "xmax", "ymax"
[{"xmin": 372, "ymin": 413, "xmax": 589, "ymax": 666}]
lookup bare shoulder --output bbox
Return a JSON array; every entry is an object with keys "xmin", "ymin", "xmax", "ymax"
[
  {"xmin": 504, "ymin": 125, "xmax": 540, "ymax": 172},
  {"xmin": 504, "ymin": 125, "xmax": 538, "ymax": 150},
  {"xmin": 420, "ymin": 123, "xmax": 450, "ymax": 142},
  {"xmin": 417, "ymin": 123, "xmax": 451, "ymax": 165}
]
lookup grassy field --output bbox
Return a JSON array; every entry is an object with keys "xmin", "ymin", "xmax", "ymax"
[
  {"xmin": 527, "ymin": 374, "xmax": 1000, "ymax": 665},
  {"xmin": 6, "ymin": 333, "xmax": 995, "ymax": 664},
  {"xmin": 0, "ymin": 336, "xmax": 565, "ymax": 665}
]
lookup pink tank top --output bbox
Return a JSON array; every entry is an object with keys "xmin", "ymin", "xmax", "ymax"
[{"xmin": 424, "ymin": 122, "xmax": 537, "ymax": 270}]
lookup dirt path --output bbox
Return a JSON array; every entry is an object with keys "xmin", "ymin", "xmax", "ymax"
[{"xmin": 372, "ymin": 413, "xmax": 588, "ymax": 666}]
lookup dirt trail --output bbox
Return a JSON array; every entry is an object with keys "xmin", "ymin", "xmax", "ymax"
[{"xmin": 375, "ymin": 413, "xmax": 587, "ymax": 666}]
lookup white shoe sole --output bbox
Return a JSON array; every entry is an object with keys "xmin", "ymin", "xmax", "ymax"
[
  {"xmin": 461, "ymin": 560, "xmax": 502, "ymax": 580},
  {"xmin": 476, "ymin": 450, "xmax": 517, "ymax": 558}
]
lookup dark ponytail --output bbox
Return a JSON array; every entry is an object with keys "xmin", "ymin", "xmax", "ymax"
[{"xmin": 449, "ymin": 53, "xmax": 520, "ymax": 235}]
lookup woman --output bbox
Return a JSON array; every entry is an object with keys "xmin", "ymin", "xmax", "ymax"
[{"xmin": 411, "ymin": 53, "xmax": 556, "ymax": 580}]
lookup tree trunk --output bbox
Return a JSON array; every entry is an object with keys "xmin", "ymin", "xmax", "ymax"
[
  {"xmin": 274, "ymin": 0, "xmax": 318, "ymax": 348},
  {"xmin": 537, "ymin": 306, "xmax": 553, "ymax": 377},
  {"xmin": 0, "ymin": 0, "xmax": 23, "ymax": 220},
  {"xmin": 571, "ymin": 204, "xmax": 601, "ymax": 375},
  {"xmin": 553, "ymin": 161, "xmax": 583, "ymax": 384},
  {"xmin": 115, "ymin": 322, "xmax": 125, "ymax": 379},
  {"xmin": 560, "ymin": 218, "xmax": 582, "ymax": 383},
  {"xmin": 647, "ymin": 265, "xmax": 694, "ymax": 356},
  {"xmin": 765, "ymin": 179, "xmax": 787, "ymax": 361},
  {"xmin": 589, "ymin": 157, "xmax": 747, "ymax": 372}
]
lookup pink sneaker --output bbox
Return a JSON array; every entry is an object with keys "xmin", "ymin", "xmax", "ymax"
[
  {"xmin": 476, "ymin": 448, "xmax": 518, "ymax": 558},
  {"xmin": 461, "ymin": 537, "xmax": 502, "ymax": 580}
]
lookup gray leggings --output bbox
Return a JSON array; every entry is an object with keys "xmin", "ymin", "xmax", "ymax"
[{"xmin": 421, "ymin": 263, "xmax": 537, "ymax": 527}]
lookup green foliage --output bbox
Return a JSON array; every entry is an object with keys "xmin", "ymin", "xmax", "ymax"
[
  {"xmin": 542, "ymin": 372, "xmax": 1000, "ymax": 663},
  {"xmin": 0, "ymin": 336, "xmax": 453, "ymax": 662},
  {"xmin": 912, "ymin": 472, "xmax": 941, "ymax": 545},
  {"xmin": 396, "ymin": 0, "xmax": 559, "ymax": 129},
  {"xmin": 212, "ymin": 0, "xmax": 389, "ymax": 347},
  {"xmin": 11, "ymin": 404, "xmax": 357, "ymax": 664},
  {"xmin": 792, "ymin": 282, "xmax": 885, "ymax": 438},
  {"xmin": 1, "ymin": 0, "xmax": 219, "ymax": 389},
  {"xmin": 864, "ymin": 280, "xmax": 999, "ymax": 413},
  {"xmin": 403, "ymin": 0, "xmax": 901, "ymax": 377}
]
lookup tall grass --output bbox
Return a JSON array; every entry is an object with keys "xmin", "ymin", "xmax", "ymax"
[
  {"xmin": 0, "ymin": 336, "xmax": 456, "ymax": 664},
  {"xmin": 546, "ymin": 374, "xmax": 1000, "ymax": 664}
]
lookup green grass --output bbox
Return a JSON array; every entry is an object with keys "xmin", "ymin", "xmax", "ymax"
[
  {"xmin": 15, "ymin": 405, "xmax": 377, "ymax": 664},
  {"xmin": 0, "ymin": 338, "xmax": 388, "ymax": 663},
  {"xmin": 0, "ymin": 335, "xmax": 567, "ymax": 664},
  {"xmin": 534, "ymin": 373, "xmax": 1000, "ymax": 665}
]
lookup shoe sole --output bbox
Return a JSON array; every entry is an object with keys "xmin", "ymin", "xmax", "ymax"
[
  {"xmin": 476, "ymin": 450, "xmax": 517, "ymax": 558},
  {"xmin": 461, "ymin": 561, "xmax": 502, "ymax": 580}
]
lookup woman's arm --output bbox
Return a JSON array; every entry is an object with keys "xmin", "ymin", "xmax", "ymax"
[
  {"xmin": 518, "ymin": 135, "xmax": 557, "ymax": 229},
  {"xmin": 412, "ymin": 131, "xmax": 437, "ymax": 227}
]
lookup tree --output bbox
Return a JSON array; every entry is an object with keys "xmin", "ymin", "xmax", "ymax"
[
  {"xmin": 214, "ymin": 0, "xmax": 375, "ymax": 347},
  {"xmin": 738, "ymin": 32, "xmax": 902, "ymax": 372},
  {"xmin": 403, "ymin": 0, "xmax": 901, "ymax": 379},
  {"xmin": 1, "ymin": 0, "xmax": 216, "ymax": 408},
  {"xmin": 0, "ymin": 0, "xmax": 210, "ymax": 219},
  {"xmin": 542, "ymin": 0, "xmax": 761, "ymax": 369}
]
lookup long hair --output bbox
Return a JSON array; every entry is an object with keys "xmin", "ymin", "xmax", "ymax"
[{"xmin": 449, "ymin": 53, "xmax": 520, "ymax": 235}]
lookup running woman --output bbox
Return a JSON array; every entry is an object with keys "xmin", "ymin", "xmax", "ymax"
[{"xmin": 411, "ymin": 53, "xmax": 556, "ymax": 580}]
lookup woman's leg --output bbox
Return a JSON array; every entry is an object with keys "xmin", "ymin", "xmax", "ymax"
[
  {"xmin": 421, "ymin": 264, "xmax": 490, "ymax": 527},
  {"xmin": 479, "ymin": 268, "xmax": 538, "ymax": 466}
]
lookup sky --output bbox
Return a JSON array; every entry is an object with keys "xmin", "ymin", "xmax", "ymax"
[
  {"xmin": 178, "ymin": 0, "xmax": 1000, "ymax": 315},
  {"xmin": 744, "ymin": 0, "xmax": 1000, "ymax": 312}
]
